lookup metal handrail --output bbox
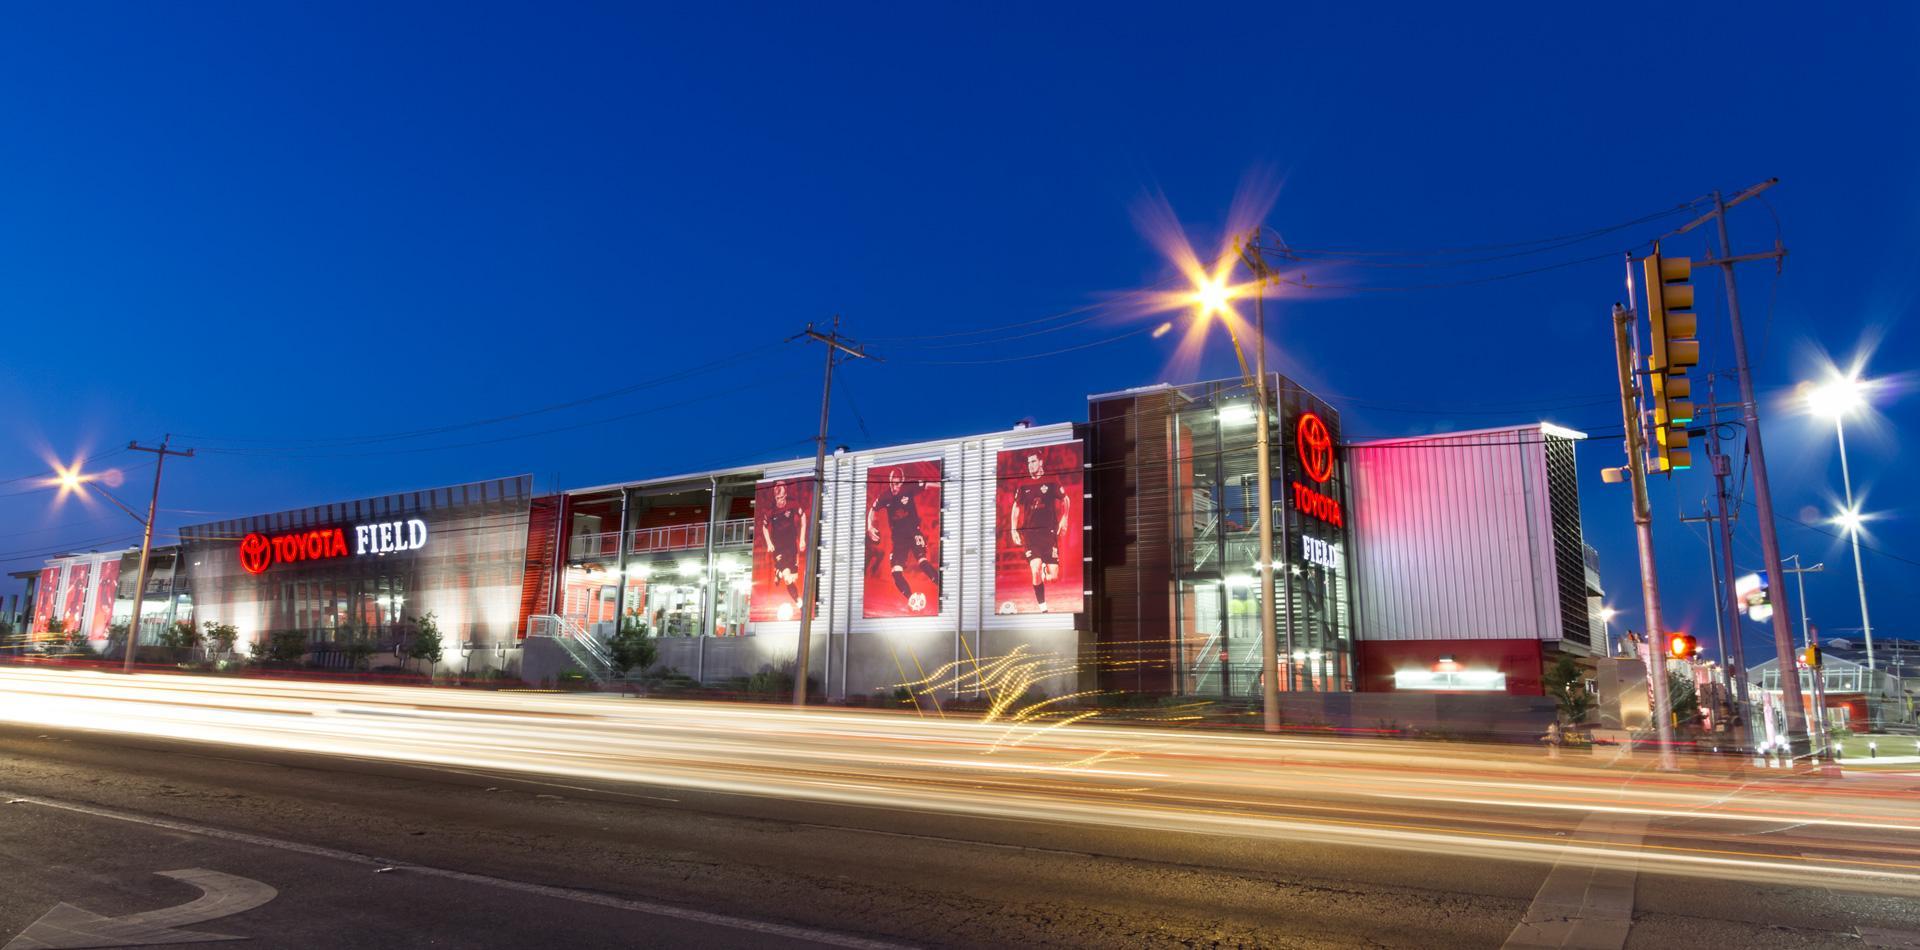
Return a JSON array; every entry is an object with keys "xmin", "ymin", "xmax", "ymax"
[{"xmin": 567, "ymin": 517, "xmax": 756, "ymax": 561}]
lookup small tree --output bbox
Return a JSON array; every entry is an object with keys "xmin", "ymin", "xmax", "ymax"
[
  {"xmin": 407, "ymin": 612, "xmax": 444, "ymax": 677},
  {"xmin": 1668, "ymin": 671, "xmax": 1702, "ymax": 730},
  {"xmin": 609, "ymin": 621, "xmax": 657, "ymax": 675},
  {"xmin": 158, "ymin": 620, "xmax": 202, "ymax": 663},
  {"xmin": 202, "ymin": 621, "xmax": 239, "ymax": 659},
  {"xmin": 1542, "ymin": 655, "xmax": 1595, "ymax": 725}
]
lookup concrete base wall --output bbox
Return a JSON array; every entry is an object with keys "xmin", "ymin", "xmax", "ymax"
[
  {"xmin": 644, "ymin": 626, "xmax": 1084, "ymax": 701},
  {"xmin": 1275, "ymin": 691, "xmax": 1557, "ymax": 738}
]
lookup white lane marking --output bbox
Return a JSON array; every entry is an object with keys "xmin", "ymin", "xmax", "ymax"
[
  {"xmin": 1, "ymin": 791, "xmax": 912, "ymax": 950},
  {"xmin": 1502, "ymin": 815, "xmax": 1646, "ymax": 950},
  {"xmin": 1858, "ymin": 926, "xmax": 1920, "ymax": 949},
  {"xmin": 5, "ymin": 868, "xmax": 276, "ymax": 950}
]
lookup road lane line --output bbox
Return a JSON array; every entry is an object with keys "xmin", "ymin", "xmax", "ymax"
[
  {"xmin": 1502, "ymin": 815, "xmax": 1646, "ymax": 950},
  {"xmin": 0, "ymin": 790, "xmax": 914, "ymax": 950}
]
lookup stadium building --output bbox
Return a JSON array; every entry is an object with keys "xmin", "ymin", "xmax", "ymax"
[{"xmin": 10, "ymin": 375, "xmax": 1598, "ymax": 718}]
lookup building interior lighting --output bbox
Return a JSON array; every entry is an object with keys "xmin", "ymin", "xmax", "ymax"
[
  {"xmin": 1224, "ymin": 574, "xmax": 1254, "ymax": 588},
  {"xmin": 1216, "ymin": 403, "xmax": 1255, "ymax": 426}
]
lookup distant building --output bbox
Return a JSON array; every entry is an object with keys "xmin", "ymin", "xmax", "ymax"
[{"xmin": 1748, "ymin": 637, "xmax": 1920, "ymax": 729}]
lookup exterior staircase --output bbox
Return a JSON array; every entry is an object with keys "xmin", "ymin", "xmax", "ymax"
[{"xmin": 525, "ymin": 614, "xmax": 617, "ymax": 687}]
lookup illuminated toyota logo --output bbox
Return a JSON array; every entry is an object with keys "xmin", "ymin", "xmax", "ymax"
[
  {"xmin": 238, "ymin": 532, "xmax": 273, "ymax": 575},
  {"xmin": 1296, "ymin": 412, "xmax": 1335, "ymax": 484}
]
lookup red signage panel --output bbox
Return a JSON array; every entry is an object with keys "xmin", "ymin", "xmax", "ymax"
[
  {"xmin": 863, "ymin": 460, "xmax": 942, "ymax": 618},
  {"xmin": 993, "ymin": 442, "xmax": 1084, "ymax": 615},
  {"xmin": 750, "ymin": 477, "xmax": 815, "ymax": 622}
]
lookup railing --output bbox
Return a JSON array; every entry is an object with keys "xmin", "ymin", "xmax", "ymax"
[
  {"xmin": 567, "ymin": 517, "xmax": 756, "ymax": 562},
  {"xmin": 525, "ymin": 614, "xmax": 615, "ymax": 685}
]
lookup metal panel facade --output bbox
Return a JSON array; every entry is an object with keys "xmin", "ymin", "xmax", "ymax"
[{"xmin": 1347, "ymin": 425, "xmax": 1571, "ymax": 643}]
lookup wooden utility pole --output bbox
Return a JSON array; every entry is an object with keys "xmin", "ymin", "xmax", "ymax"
[
  {"xmin": 793, "ymin": 318, "xmax": 870, "ymax": 705},
  {"xmin": 123, "ymin": 436, "xmax": 194, "ymax": 674}
]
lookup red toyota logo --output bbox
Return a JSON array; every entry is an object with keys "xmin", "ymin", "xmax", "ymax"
[
  {"xmin": 1296, "ymin": 412, "xmax": 1335, "ymax": 483},
  {"xmin": 238, "ymin": 532, "xmax": 273, "ymax": 575}
]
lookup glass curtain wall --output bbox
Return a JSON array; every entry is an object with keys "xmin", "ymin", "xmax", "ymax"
[
  {"xmin": 564, "ymin": 475, "xmax": 759, "ymax": 641},
  {"xmin": 1168, "ymin": 376, "xmax": 1354, "ymax": 699}
]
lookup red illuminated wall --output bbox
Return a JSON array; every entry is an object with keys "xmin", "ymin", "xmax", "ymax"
[{"xmin": 1355, "ymin": 639, "xmax": 1545, "ymax": 695}]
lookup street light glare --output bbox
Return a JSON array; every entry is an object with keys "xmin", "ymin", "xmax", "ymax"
[
  {"xmin": 1806, "ymin": 374, "xmax": 1868, "ymax": 418},
  {"xmin": 1191, "ymin": 274, "xmax": 1236, "ymax": 317},
  {"xmin": 1833, "ymin": 506, "xmax": 1866, "ymax": 535}
]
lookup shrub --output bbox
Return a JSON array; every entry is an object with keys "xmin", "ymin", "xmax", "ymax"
[
  {"xmin": 407, "ymin": 611, "xmax": 444, "ymax": 676},
  {"xmin": 608, "ymin": 624, "xmax": 657, "ymax": 674},
  {"xmin": 202, "ymin": 622, "xmax": 240, "ymax": 658}
]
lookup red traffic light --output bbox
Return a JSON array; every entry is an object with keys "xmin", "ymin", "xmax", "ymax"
[{"xmin": 1666, "ymin": 633, "xmax": 1697, "ymax": 660}]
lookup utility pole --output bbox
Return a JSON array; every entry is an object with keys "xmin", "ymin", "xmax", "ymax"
[
  {"xmin": 1702, "ymin": 373, "xmax": 1751, "ymax": 745},
  {"xmin": 1673, "ymin": 180, "xmax": 1808, "ymax": 754},
  {"xmin": 1609, "ymin": 304, "xmax": 1677, "ymax": 769},
  {"xmin": 123, "ymin": 436, "xmax": 194, "ymax": 674},
  {"xmin": 793, "ymin": 318, "xmax": 870, "ymax": 706},
  {"xmin": 1238, "ymin": 234, "xmax": 1283, "ymax": 733},
  {"xmin": 1783, "ymin": 554, "xmax": 1826, "ymax": 755},
  {"xmin": 1679, "ymin": 508, "xmax": 1729, "ymax": 685}
]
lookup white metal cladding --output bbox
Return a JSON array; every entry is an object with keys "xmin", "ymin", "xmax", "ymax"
[
  {"xmin": 750, "ymin": 423, "xmax": 1079, "ymax": 648},
  {"xmin": 1346, "ymin": 424, "xmax": 1566, "ymax": 642}
]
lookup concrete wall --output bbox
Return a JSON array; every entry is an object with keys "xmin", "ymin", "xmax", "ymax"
[{"xmin": 1275, "ymin": 690, "xmax": 1557, "ymax": 739}]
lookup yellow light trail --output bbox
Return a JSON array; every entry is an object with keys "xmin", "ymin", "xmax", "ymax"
[{"xmin": 1, "ymin": 666, "xmax": 1916, "ymax": 896}]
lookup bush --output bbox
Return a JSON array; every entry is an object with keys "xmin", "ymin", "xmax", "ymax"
[
  {"xmin": 202, "ymin": 621, "xmax": 240, "ymax": 658},
  {"xmin": 249, "ymin": 630, "xmax": 307, "ymax": 665},
  {"xmin": 608, "ymin": 624, "xmax": 657, "ymax": 674},
  {"xmin": 158, "ymin": 620, "xmax": 201, "ymax": 663},
  {"xmin": 406, "ymin": 611, "xmax": 444, "ymax": 676}
]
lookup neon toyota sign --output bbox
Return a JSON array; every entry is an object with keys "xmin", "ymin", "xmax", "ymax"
[
  {"xmin": 239, "ymin": 519, "xmax": 429, "ymax": 575},
  {"xmin": 1291, "ymin": 412, "xmax": 1344, "ymax": 526}
]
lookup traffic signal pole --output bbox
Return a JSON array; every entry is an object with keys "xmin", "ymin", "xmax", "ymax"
[{"xmin": 1611, "ymin": 305, "xmax": 1678, "ymax": 770}]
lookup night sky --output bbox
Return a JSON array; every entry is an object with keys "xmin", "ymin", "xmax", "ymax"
[{"xmin": 2, "ymin": 4, "xmax": 1914, "ymax": 670}]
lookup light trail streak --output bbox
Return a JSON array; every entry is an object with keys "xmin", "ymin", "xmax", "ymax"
[{"xmin": 2, "ymin": 666, "xmax": 1917, "ymax": 896}]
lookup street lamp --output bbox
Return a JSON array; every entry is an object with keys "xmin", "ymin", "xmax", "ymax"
[
  {"xmin": 1175, "ymin": 241, "xmax": 1282, "ymax": 733},
  {"xmin": 1805, "ymin": 373, "xmax": 1876, "ymax": 677},
  {"xmin": 1599, "ymin": 606, "xmax": 1618, "ymax": 655}
]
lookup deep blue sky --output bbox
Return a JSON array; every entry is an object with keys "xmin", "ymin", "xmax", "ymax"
[{"xmin": 2, "ymin": 3, "xmax": 1914, "ymax": 668}]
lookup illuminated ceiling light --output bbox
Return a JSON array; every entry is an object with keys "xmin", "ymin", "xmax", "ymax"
[
  {"xmin": 1216, "ymin": 403, "xmax": 1255, "ymax": 426},
  {"xmin": 679, "ymin": 560, "xmax": 703, "ymax": 576},
  {"xmin": 1224, "ymin": 574, "xmax": 1254, "ymax": 588}
]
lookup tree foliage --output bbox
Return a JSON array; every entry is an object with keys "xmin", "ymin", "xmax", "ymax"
[
  {"xmin": 1542, "ymin": 655, "xmax": 1595, "ymax": 724},
  {"xmin": 407, "ymin": 611, "xmax": 444, "ymax": 674}
]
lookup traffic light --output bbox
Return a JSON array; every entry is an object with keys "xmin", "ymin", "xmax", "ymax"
[
  {"xmin": 1643, "ymin": 250, "xmax": 1698, "ymax": 471},
  {"xmin": 1666, "ymin": 632, "xmax": 1698, "ymax": 660},
  {"xmin": 1801, "ymin": 644, "xmax": 1822, "ymax": 668}
]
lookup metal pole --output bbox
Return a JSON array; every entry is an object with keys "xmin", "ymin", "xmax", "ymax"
[
  {"xmin": 1834, "ymin": 417, "xmax": 1875, "ymax": 680},
  {"xmin": 1238, "ymin": 236, "xmax": 1282, "ymax": 731},
  {"xmin": 1612, "ymin": 306, "xmax": 1677, "ymax": 769},
  {"xmin": 1711, "ymin": 189, "xmax": 1810, "ymax": 754}
]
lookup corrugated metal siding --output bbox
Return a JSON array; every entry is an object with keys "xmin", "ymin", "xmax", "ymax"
[{"xmin": 1347, "ymin": 425, "xmax": 1567, "ymax": 642}]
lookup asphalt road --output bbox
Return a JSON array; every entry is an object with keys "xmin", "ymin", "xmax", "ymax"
[{"xmin": 2, "ymin": 672, "xmax": 1919, "ymax": 948}]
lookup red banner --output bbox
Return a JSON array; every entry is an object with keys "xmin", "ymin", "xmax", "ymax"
[
  {"xmin": 90, "ymin": 559, "xmax": 121, "ymax": 639},
  {"xmin": 750, "ymin": 477, "xmax": 815, "ymax": 622},
  {"xmin": 863, "ymin": 460, "xmax": 942, "ymax": 618},
  {"xmin": 994, "ymin": 442, "xmax": 1084, "ymax": 615},
  {"xmin": 60, "ymin": 562, "xmax": 91, "ymax": 634},
  {"xmin": 32, "ymin": 567, "xmax": 59, "ymax": 633}
]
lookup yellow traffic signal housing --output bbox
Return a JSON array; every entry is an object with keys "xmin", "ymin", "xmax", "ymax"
[
  {"xmin": 1644, "ymin": 251, "xmax": 1698, "ymax": 471},
  {"xmin": 1802, "ymin": 644, "xmax": 1822, "ymax": 668}
]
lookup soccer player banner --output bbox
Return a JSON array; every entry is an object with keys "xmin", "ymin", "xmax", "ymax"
[
  {"xmin": 61, "ymin": 562, "xmax": 91, "ymax": 634},
  {"xmin": 862, "ymin": 459, "xmax": 942, "ymax": 618},
  {"xmin": 750, "ymin": 476, "xmax": 815, "ymax": 622},
  {"xmin": 994, "ymin": 442, "xmax": 1084, "ymax": 615}
]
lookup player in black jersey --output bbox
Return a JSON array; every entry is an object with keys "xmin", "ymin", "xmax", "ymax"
[
  {"xmin": 761, "ymin": 480, "xmax": 806, "ymax": 611},
  {"xmin": 1008, "ymin": 451, "xmax": 1069, "ymax": 612},
  {"xmin": 866, "ymin": 467, "xmax": 939, "ymax": 610}
]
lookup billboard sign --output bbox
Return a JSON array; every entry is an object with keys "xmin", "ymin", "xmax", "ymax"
[
  {"xmin": 863, "ymin": 460, "xmax": 942, "ymax": 618},
  {"xmin": 993, "ymin": 442, "xmax": 1084, "ymax": 615},
  {"xmin": 750, "ymin": 477, "xmax": 814, "ymax": 622},
  {"xmin": 32, "ymin": 566, "xmax": 59, "ymax": 633},
  {"xmin": 90, "ymin": 558, "xmax": 121, "ymax": 639}
]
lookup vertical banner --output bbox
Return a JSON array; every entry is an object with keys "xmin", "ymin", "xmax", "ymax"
[
  {"xmin": 61, "ymin": 562, "xmax": 92, "ymax": 634},
  {"xmin": 32, "ymin": 566, "xmax": 60, "ymax": 633},
  {"xmin": 862, "ymin": 460, "xmax": 942, "ymax": 617},
  {"xmin": 750, "ymin": 477, "xmax": 815, "ymax": 622},
  {"xmin": 90, "ymin": 559, "xmax": 122, "ymax": 639},
  {"xmin": 994, "ymin": 442, "xmax": 1084, "ymax": 615}
]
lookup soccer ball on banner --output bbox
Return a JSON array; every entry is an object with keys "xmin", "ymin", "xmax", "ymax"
[
  {"xmin": 998, "ymin": 601, "xmax": 1017, "ymax": 615},
  {"xmin": 776, "ymin": 602, "xmax": 794, "ymax": 622},
  {"xmin": 907, "ymin": 592, "xmax": 927, "ymax": 613}
]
